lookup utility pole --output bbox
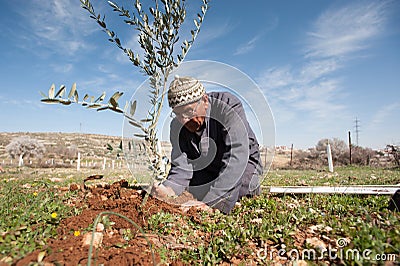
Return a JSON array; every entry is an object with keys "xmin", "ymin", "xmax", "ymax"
[
  {"xmin": 354, "ymin": 118, "xmax": 360, "ymax": 146},
  {"xmin": 290, "ymin": 144, "xmax": 294, "ymax": 166},
  {"xmin": 348, "ymin": 131, "xmax": 352, "ymax": 165}
]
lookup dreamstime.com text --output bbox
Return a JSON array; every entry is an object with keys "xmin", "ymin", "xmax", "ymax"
[{"xmin": 256, "ymin": 238, "xmax": 398, "ymax": 262}]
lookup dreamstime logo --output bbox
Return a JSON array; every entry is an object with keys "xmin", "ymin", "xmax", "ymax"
[
  {"xmin": 336, "ymin": 238, "xmax": 348, "ymax": 248},
  {"xmin": 256, "ymin": 238, "xmax": 398, "ymax": 262},
  {"xmin": 122, "ymin": 60, "xmax": 276, "ymax": 205}
]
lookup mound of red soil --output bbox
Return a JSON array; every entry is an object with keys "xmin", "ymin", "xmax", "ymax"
[{"xmin": 14, "ymin": 180, "xmax": 198, "ymax": 266}]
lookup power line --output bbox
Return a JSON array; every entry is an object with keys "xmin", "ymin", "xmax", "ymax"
[{"xmin": 354, "ymin": 118, "xmax": 360, "ymax": 146}]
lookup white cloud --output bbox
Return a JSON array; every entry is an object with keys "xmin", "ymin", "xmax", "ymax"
[
  {"xmin": 78, "ymin": 71, "xmax": 142, "ymax": 96},
  {"xmin": 305, "ymin": 1, "xmax": 388, "ymax": 59},
  {"xmin": 51, "ymin": 63, "xmax": 73, "ymax": 73},
  {"xmin": 257, "ymin": 1, "xmax": 391, "ymax": 126},
  {"xmin": 189, "ymin": 19, "xmax": 236, "ymax": 56},
  {"xmin": 234, "ymin": 35, "xmax": 261, "ymax": 55},
  {"xmin": 369, "ymin": 102, "xmax": 400, "ymax": 128},
  {"xmin": 257, "ymin": 66, "xmax": 294, "ymax": 90},
  {"xmin": 15, "ymin": 0, "xmax": 99, "ymax": 56},
  {"xmin": 299, "ymin": 59, "xmax": 340, "ymax": 83},
  {"xmin": 234, "ymin": 16, "xmax": 278, "ymax": 56},
  {"xmin": 257, "ymin": 65, "xmax": 345, "ymax": 120},
  {"xmin": 294, "ymin": 80, "xmax": 346, "ymax": 117},
  {"xmin": 362, "ymin": 102, "xmax": 400, "ymax": 148},
  {"xmin": 197, "ymin": 20, "xmax": 235, "ymax": 44}
]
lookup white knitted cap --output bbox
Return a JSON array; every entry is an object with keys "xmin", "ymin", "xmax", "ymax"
[{"xmin": 168, "ymin": 75, "xmax": 205, "ymax": 108}]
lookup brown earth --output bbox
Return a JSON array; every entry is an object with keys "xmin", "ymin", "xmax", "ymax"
[
  {"xmin": 13, "ymin": 180, "xmax": 198, "ymax": 266},
  {"xmin": 5, "ymin": 176, "xmax": 341, "ymax": 266}
]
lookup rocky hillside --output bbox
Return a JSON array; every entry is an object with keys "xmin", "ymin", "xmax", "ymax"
[{"xmin": 0, "ymin": 132, "xmax": 124, "ymax": 161}]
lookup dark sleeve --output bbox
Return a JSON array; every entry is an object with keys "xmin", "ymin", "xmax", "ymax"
[
  {"xmin": 162, "ymin": 120, "xmax": 193, "ymax": 195},
  {"xmin": 201, "ymin": 93, "xmax": 251, "ymax": 213}
]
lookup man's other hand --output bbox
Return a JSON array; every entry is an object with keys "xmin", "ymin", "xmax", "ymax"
[
  {"xmin": 180, "ymin": 200, "xmax": 213, "ymax": 213},
  {"xmin": 152, "ymin": 183, "xmax": 176, "ymax": 198}
]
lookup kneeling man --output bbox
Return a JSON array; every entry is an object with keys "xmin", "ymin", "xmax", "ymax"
[{"xmin": 155, "ymin": 76, "xmax": 262, "ymax": 214}]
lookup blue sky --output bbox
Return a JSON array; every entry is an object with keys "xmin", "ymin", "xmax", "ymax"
[{"xmin": 0, "ymin": 0, "xmax": 399, "ymax": 149}]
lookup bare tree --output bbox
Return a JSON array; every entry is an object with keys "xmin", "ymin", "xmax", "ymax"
[
  {"xmin": 386, "ymin": 145, "xmax": 400, "ymax": 166},
  {"xmin": 351, "ymin": 146, "xmax": 376, "ymax": 165},
  {"xmin": 51, "ymin": 145, "xmax": 78, "ymax": 160},
  {"xmin": 316, "ymin": 138, "xmax": 349, "ymax": 164},
  {"xmin": 5, "ymin": 136, "xmax": 46, "ymax": 166}
]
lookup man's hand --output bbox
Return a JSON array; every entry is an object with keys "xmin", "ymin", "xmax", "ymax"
[
  {"xmin": 151, "ymin": 183, "xmax": 176, "ymax": 199},
  {"xmin": 180, "ymin": 200, "xmax": 213, "ymax": 213}
]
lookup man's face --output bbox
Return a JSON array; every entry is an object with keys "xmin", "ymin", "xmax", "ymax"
[{"xmin": 172, "ymin": 95, "xmax": 209, "ymax": 133}]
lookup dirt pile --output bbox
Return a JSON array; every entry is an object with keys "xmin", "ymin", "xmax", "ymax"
[{"xmin": 14, "ymin": 180, "xmax": 198, "ymax": 266}]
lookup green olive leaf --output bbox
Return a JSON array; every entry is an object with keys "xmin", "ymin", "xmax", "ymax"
[
  {"xmin": 95, "ymin": 92, "xmax": 106, "ymax": 103},
  {"xmin": 54, "ymin": 85, "xmax": 66, "ymax": 98},
  {"xmin": 68, "ymin": 83, "xmax": 76, "ymax": 99},
  {"xmin": 130, "ymin": 100, "xmax": 137, "ymax": 117},
  {"xmin": 41, "ymin": 98, "xmax": 59, "ymax": 104},
  {"xmin": 48, "ymin": 84, "xmax": 55, "ymax": 99}
]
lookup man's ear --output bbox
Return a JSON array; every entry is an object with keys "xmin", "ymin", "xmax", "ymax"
[{"xmin": 203, "ymin": 94, "xmax": 209, "ymax": 109}]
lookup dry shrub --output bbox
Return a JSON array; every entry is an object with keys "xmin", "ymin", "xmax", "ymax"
[
  {"xmin": 351, "ymin": 146, "xmax": 376, "ymax": 165},
  {"xmin": 386, "ymin": 145, "xmax": 400, "ymax": 166},
  {"xmin": 6, "ymin": 136, "xmax": 46, "ymax": 159},
  {"xmin": 290, "ymin": 138, "xmax": 382, "ymax": 169},
  {"xmin": 47, "ymin": 145, "xmax": 78, "ymax": 160}
]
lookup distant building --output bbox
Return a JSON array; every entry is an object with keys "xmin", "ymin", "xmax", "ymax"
[{"xmin": 275, "ymin": 145, "xmax": 290, "ymax": 152}]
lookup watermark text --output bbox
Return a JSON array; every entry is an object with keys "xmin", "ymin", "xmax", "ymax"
[{"xmin": 256, "ymin": 238, "xmax": 398, "ymax": 262}]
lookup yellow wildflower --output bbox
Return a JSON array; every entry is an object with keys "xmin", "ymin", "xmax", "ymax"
[
  {"xmin": 33, "ymin": 192, "xmax": 38, "ymax": 197},
  {"xmin": 51, "ymin": 212, "xmax": 57, "ymax": 219},
  {"xmin": 74, "ymin": 231, "xmax": 81, "ymax": 237}
]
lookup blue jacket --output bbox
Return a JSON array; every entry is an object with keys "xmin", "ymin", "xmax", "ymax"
[{"xmin": 163, "ymin": 91, "xmax": 262, "ymax": 213}]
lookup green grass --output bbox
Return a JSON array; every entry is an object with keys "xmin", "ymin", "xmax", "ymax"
[
  {"xmin": 153, "ymin": 193, "xmax": 399, "ymax": 265},
  {"xmin": 153, "ymin": 166, "xmax": 400, "ymax": 265},
  {"xmin": 0, "ymin": 177, "xmax": 81, "ymax": 263},
  {"xmin": 0, "ymin": 166, "xmax": 399, "ymax": 265},
  {"xmin": 0, "ymin": 166, "xmax": 139, "ymax": 264}
]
